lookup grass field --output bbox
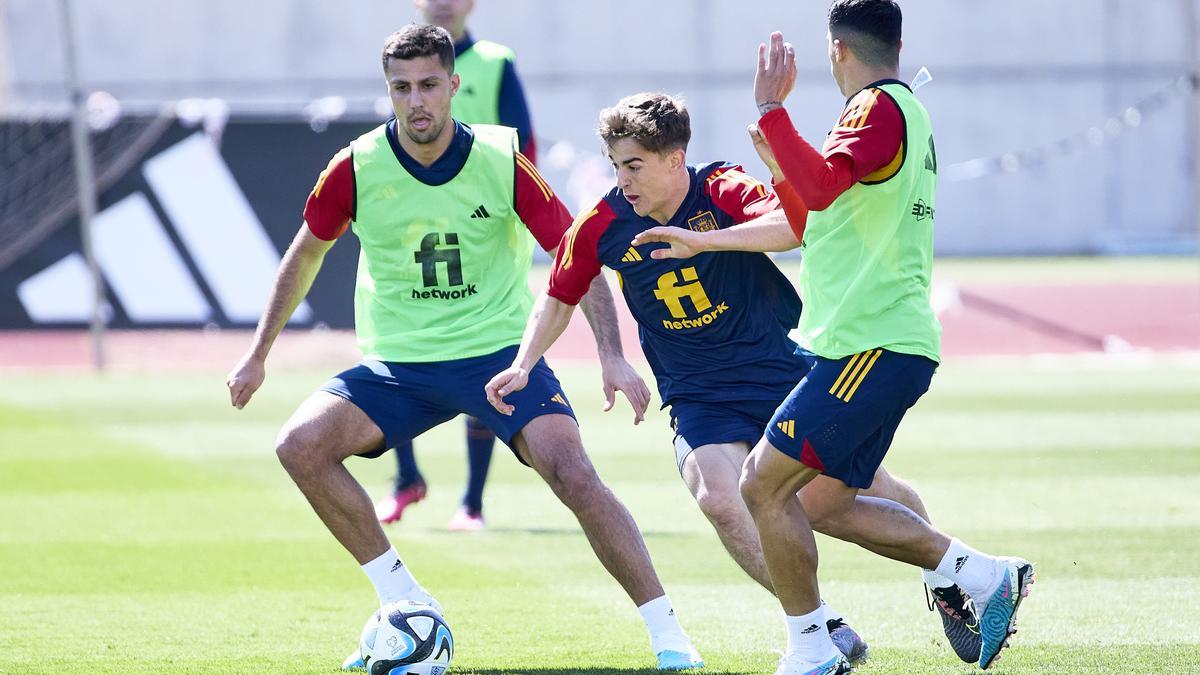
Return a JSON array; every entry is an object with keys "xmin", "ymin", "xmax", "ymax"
[{"xmin": 2, "ymin": 355, "xmax": 1199, "ymax": 673}]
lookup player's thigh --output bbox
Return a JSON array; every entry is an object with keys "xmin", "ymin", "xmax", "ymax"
[
  {"xmin": 670, "ymin": 397, "xmax": 776, "ymax": 477},
  {"xmin": 798, "ymin": 473, "xmax": 861, "ymax": 526},
  {"xmin": 510, "ymin": 413, "xmax": 597, "ymax": 486},
  {"xmin": 457, "ymin": 346, "xmax": 576, "ymax": 465},
  {"xmin": 277, "ymin": 391, "xmax": 387, "ymax": 462},
  {"xmin": 859, "ymin": 464, "xmax": 900, "ymax": 500},
  {"xmin": 309, "ymin": 360, "xmax": 458, "ymax": 459},
  {"xmin": 681, "ymin": 442, "xmax": 751, "ymax": 507},
  {"xmin": 765, "ymin": 349, "xmax": 935, "ymax": 490},
  {"xmin": 742, "ymin": 435, "xmax": 821, "ymax": 506}
]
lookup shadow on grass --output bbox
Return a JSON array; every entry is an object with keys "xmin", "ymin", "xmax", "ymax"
[{"xmin": 457, "ymin": 669, "xmax": 751, "ymax": 675}]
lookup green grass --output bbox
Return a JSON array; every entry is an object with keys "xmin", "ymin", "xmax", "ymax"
[{"xmin": 1, "ymin": 357, "xmax": 1198, "ymax": 673}]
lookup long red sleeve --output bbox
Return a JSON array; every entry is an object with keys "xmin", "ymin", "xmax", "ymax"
[
  {"xmin": 773, "ymin": 178, "xmax": 809, "ymax": 242},
  {"xmin": 759, "ymin": 89, "xmax": 904, "ymax": 212},
  {"xmin": 758, "ymin": 107, "xmax": 854, "ymax": 212}
]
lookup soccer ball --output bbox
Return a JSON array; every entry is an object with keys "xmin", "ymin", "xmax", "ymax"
[{"xmin": 359, "ymin": 600, "xmax": 453, "ymax": 675}]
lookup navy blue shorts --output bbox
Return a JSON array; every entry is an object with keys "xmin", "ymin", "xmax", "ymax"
[
  {"xmin": 668, "ymin": 397, "xmax": 786, "ymax": 472},
  {"xmin": 319, "ymin": 345, "xmax": 575, "ymax": 462},
  {"xmin": 765, "ymin": 348, "xmax": 936, "ymax": 489}
]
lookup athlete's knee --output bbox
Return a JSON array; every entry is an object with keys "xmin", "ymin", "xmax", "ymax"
[
  {"xmin": 738, "ymin": 460, "xmax": 774, "ymax": 515},
  {"xmin": 541, "ymin": 448, "xmax": 606, "ymax": 507},
  {"xmin": 274, "ymin": 424, "xmax": 330, "ymax": 478},
  {"xmin": 693, "ymin": 482, "xmax": 746, "ymax": 528}
]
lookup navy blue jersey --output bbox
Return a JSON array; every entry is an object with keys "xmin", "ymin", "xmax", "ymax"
[{"xmin": 549, "ymin": 162, "xmax": 806, "ymax": 406}]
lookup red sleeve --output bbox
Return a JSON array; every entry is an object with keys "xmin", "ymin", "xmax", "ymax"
[
  {"xmin": 773, "ymin": 178, "xmax": 810, "ymax": 242},
  {"xmin": 546, "ymin": 200, "xmax": 614, "ymax": 306},
  {"xmin": 303, "ymin": 146, "xmax": 354, "ymax": 240},
  {"xmin": 514, "ymin": 151, "xmax": 572, "ymax": 251},
  {"xmin": 823, "ymin": 88, "xmax": 905, "ymax": 183},
  {"xmin": 705, "ymin": 165, "xmax": 779, "ymax": 223},
  {"xmin": 758, "ymin": 90, "xmax": 902, "ymax": 211}
]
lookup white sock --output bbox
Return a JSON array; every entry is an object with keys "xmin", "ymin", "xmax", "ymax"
[
  {"xmin": 922, "ymin": 569, "xmax": 955, "ymax": 589},
  {"xmin": 638, "ymin": 595, "xmax": 689, "ymax": 653},
  {"xmin": 361, "ymin": 546, "xmax": 419, "ymax": 606},
  {"xmin": 820, "ymin": 599, "xmax": 843, "ymax": 624},
  {"xmin": 935, "ymin": 538, "xmax": 1001, "ymax": 602},
  {"xmin": 785, "ymin": 605, "xmax": 837, "ymax": 663}
]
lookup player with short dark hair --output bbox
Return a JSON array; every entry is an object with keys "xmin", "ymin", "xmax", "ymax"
[
  {"xmin": 377, "ymin": 0, "xmax": 543, "ymax": 533},
  {"xmin": 226, "ymin": 24, "xmax": 702, "ymax": 672},
  {"xmin": 630, "ymin": 2, "xmax": 1036, "ymax": 672}
]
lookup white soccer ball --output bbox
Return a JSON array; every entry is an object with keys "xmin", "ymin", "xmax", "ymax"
[{"xmin": 359, "ymin": 600, "xmax": 453, "ymax": 675}]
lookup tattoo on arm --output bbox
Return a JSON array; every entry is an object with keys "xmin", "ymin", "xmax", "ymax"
[{"xmin": 758, "ymin": 101, "xmax": 783, "ymax": 116}]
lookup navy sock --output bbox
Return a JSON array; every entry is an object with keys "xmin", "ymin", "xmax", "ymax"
[
  {"xmin": 392, "ymin": 440, "xmax": 422, "ymax": 492},
  {"xmin": 461, "ymin": 417, "xmax": 495, "ymax": 513}
]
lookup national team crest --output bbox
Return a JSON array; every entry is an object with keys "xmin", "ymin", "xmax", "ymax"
[{"xmin": 688, "ymin": 211, "xmax": 719, "ymax": 232}]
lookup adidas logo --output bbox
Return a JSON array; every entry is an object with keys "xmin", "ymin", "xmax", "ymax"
[
  {"xmin": 470, "ymin": 205, "xmax": 491, "ymax": 219},
  {"xmin": 621, "ymin": 247, "xmax": 643, "ymax": 263},
  {"xmin": 776, "ymin": 419, "xmax": 795, "ymax": 438},
  {"xmin": 800, "ymin": 623, "xmax": 821, "ymax": 634},
  {"xmin": 390, "ymin": 560, "xmax": 405, "ymax": 572},
  {"xmin": 550, "ymin": 392, "xmax": 568, "ymax": 406},
  {"xmin": 954, "ymin": 555, "xmax": 968, "ymax": 573}
]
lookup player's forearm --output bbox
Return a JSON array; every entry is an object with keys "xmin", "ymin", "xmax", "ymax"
[
  {"xmin": 246, "ymin": 230, "xmax": 329, "ymax": 361},
  {"xmin": 513, "ymin": 291, "xmax": 576, "ymax": 371},
  {"xmin": 758, "ymin": 108, "xmax": 850, "ymax": 211},
  {"xmin": 578, "ymin": 274, "xmax": 625, "ymax": 361},
  {"xmin": 695, "ymin": 210, "xmax": 801, "ymax": 253}
]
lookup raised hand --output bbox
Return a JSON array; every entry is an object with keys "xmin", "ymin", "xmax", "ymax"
[{"xmin": 755, "ymin": 31, "xmax": 797, "ymax": 115}]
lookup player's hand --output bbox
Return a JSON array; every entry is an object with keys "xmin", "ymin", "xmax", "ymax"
[
  {"xmin": 755, "ymin": 31, "xmax": 797, "ymax": 114},
  {"xmin": 485, "ymin": 366, "xmax": 529, "ymax": 415},
  {"xmin": 630, "ymin": 227, "xmax": 704, "ymax": 259},
  {"xmin": 600, "ymin": 356, "xmax": 651, "ymax": 425},
  {"xmin": 748, "ymin": 123, "xmax": 783, "ymax": 181},
  {"xmin": 226, "ymin": 354, "xmax": 266, "ymax": 410}
]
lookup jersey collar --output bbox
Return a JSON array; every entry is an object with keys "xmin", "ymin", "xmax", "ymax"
[
  {"xmin": 385, "ymin": 118, "xmax": 475, "ymax": 186},
  {"xmin": 846, "ymin": 78, "xmax": 912, "ymax": 104}
]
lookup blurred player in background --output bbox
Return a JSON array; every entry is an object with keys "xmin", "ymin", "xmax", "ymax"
[
  {"xmin": 226, "ymin": 24, "xmax": 702, "ymax": 672},
  {"xmin": 375, "ymin": 0, "xmax": 542, "ymax": 531},
  {"xmin": 633, "ymin": 2, "xmax": 1035, "ymax": 672}
]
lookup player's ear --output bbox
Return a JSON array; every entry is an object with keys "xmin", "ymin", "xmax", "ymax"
[
  {"xmin": 830, "ymin": 38, "xmax": 846, "ymax": 64},
  {"xmin": 668, "ymin": 148, "xmax": 685, "ymax": 170},
  {"xmin": 449, "ymin": 72, "xmax": 460, "ymax": 97}
]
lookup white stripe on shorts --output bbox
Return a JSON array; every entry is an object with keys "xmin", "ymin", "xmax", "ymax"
[{"xmin": 673, "ymin": 434, "xmax": 695, "ymax": 475}]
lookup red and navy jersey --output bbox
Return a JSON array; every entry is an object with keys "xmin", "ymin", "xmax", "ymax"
[{"xmin": 549, "ymin": 162, "xmax": 806, "ymax": 406}]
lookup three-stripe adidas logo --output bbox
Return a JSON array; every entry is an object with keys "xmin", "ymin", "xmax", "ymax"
[
  {"xmin": 776, "ymin": 419, "xmax": 795, "ymax": 438},
  {"xmin": 16, "ymin": 132, "xmax": 312, "ymax": 325},
  {"xmin": 470, "ymin": 205, "xmax": 491, "ymax": 219},
  {"xmin": 550, "ymin": 392, "xmax": 568, "ymax": 406},
  {"xmin": 621, "ymin": 247, "xmax": 643, "ymax": 263},
  {"xmin": 829, "ymin": 349, "xmax": 884, "ymax": 403}
]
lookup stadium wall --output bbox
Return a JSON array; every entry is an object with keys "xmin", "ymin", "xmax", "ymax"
[{"xmin": 1, "ymin": 0, "xmax": 1197, "ymax": 257}]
